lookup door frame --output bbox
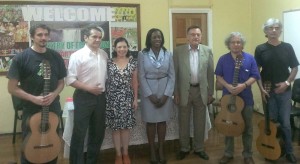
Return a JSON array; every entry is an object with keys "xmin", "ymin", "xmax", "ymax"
[{"xmin": 169, "ymin": 8, "xmax": 212, "ymax": 51}]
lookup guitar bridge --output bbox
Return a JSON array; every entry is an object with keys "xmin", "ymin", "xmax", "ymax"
[
  {"xmin": 33, "ymin": 144, "xmax": 53, "ymax": 149},
  {"xmin": 222, "ymin": 119, "xmax": 238, "ymax": 125},
  {"xmin": 261, "ymin": 143, "xmax": 275, "ymax": 149}
]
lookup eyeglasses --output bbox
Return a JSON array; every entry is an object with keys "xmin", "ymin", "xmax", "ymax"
[
  {"xmin": 267, "ymin": 26, "xmax": 280, "ymax": 31},
  {"xmin": 189, "ymin": 33, "xmax": 201, "ymax": 37},
  {"xmin": 230, "ymin": 41, "xmax": 242, "ymax": 45}
]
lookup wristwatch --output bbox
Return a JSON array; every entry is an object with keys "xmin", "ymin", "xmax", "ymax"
[{"xmin": 285, "ymin": 81, "xmax": 290, "ymax": 86}]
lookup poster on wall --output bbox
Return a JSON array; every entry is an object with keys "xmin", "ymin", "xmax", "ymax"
[{"xmin": 0, "ymin": 2, "xmax": 140, "ymax": 75}]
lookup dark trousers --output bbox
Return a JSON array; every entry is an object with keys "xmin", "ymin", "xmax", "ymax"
[
  {"xmin": 21, "ymin": 107, "xmax": 60, "ymax": 164},
  {"xmin": 69, "ymin": 90, "xmax": 106, "ymax": 164}
]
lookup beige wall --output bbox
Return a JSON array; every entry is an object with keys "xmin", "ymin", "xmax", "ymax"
[
  {"xmin": 1, "ymin": 0, "xmax": 300, "ymax": 134},
  {"xmin": 251, "ymin": 0, "xmax": 300, "ymax": 51}
]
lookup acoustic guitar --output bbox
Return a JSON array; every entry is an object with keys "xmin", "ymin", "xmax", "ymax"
[
  {"xmin": 214, "ymin": 55, "xmax": 245, "ymax": 137},
  {"xmin": 256, "ymin": 81, "xmax": 281, "ymax": 160},
  {"xmin": 22, "ymin": 60, "xmax": 61, "ymax": 163}
]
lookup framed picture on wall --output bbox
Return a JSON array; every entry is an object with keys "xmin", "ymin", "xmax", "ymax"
[{"xmin": 0, "ymin": 1, "xmax": 141, "ymax": 75}]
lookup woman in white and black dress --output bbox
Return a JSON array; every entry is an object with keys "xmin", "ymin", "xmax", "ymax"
[{"xmin": 106, "ymin": 37, "xmax": 138, "ymax": 164}]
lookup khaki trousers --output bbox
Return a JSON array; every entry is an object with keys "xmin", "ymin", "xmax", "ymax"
[{"xmin": 178, "ymin": 86, "xmax": 206, "ymax": 152}]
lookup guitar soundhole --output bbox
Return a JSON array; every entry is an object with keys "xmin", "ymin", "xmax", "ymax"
[
  {"xmin": 227, "ymin": 104, "xmax": 236, "ymax": 113},
  {"xmin": 265, "ymin": 129, "xmax": 271, "ymax": 136},
  {"xmin": 40, "ymin": 123, "xmax": 50, "ymax": 133}
]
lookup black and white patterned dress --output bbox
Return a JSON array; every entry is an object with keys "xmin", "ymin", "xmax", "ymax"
[{"xmin": 106, "ymin": 57, "xmax": 137, "ymax": 130}]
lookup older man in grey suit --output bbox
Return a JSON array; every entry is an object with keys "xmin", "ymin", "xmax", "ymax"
[{"xmin": 174, "ymin": 25, "xmax": 214, "ymax": 161}]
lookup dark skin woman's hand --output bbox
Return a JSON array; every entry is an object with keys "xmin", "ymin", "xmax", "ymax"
[
  {"xmin": 156, "ymin": 95, "xmax": 168, "ymax": 108},
  {"xmin": 148, "ymin": 95, "xmax": 159, "ymax": 105}
]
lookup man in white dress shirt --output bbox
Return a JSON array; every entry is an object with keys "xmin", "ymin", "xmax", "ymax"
[{"xmin": 66, "ymin": 25, "xmax": 108, "ymax": 164}]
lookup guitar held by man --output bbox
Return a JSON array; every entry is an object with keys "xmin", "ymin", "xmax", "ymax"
[
  {"xmin": 22, "ymin": 60, "xmax": 62, "ymax": 163},
  {"xmin": 256, "ymin": 81, "xmax": 281, "ymax": 160},
  {"xmin": 215, "ymin": 55, "xmax": 245, "ymax": 137}
]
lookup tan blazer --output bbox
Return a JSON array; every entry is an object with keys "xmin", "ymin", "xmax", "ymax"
[{"xmin": 174, "ymin": 44, "xmax": 214, "ymax": 106}]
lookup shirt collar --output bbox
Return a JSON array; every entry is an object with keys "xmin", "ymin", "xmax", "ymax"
[
  {"xmin": 148, "ymin": 48, "xmax": 165, "ymax": 68},
  {"xmin": 188, "ymin": 44, "xmax": 199, "ymax": 51},
  {"xmin": 83, "ymin": 45, "xmax": 100, "ymax": 55}
]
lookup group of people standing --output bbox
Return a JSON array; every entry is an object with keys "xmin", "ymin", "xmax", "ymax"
[
  {"xmin": 6, "ymin": 17, "xmax": 298, "ymax": 164},
  {"xmin": 216, "ymin": 18, "xmax": 298, "ymax": 164}
]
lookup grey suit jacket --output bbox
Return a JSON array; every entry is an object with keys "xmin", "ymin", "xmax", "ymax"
[{"xmin": 174, "ymin": 44, "xmax": 214, "ymax": 106}]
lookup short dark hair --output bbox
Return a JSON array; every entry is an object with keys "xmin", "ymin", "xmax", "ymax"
[
  {"xmin": 143, "ymin": 28, "xmax": 166, "ymax": 52},
  {"xmin": 29, "ymin": 24, "xmax": 50, "ymax": 38},
  {"xmin": 187, "ymin": 25, "xmax": 201, "ymax": 34},
  {"xmin": 112, "ymin": 37, "xmax": 131, "ymax": 58},
  {"xmin": 82, "ymin": 25, "xmax": 102, "ymax": 38}
]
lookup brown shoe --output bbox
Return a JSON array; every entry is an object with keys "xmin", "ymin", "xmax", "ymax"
[
  {"xmin": 115, "ymin": 155, "xmax": 122, "ymax": 164},
  {"xmin": 244, "ymin": 157, "xmax": 255, "ymax": 164},
  {"xmin": 219, "ymin": 156, "xmax": 233, "ymax": 164},
  {"xmin": 123, "ymin": 154, "xmax": 131, "ymax": 164}
]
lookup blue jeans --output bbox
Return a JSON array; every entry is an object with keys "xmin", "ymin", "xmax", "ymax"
[
  {"xmin": 268, "ymin": 90, "xmax": 293, "ymax": 154},
  {"xmin": 224, "ymin": 105, "xmax": 253, "ymax": 158}
]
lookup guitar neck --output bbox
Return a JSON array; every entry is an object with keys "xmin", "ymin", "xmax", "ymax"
[
  {"xmin": 263, "ymin": 81, "xmax": 272, "ymax": 134},
  {"xmin": 264, "ymin": 97, "xmax": 271, "ymax": 132},
  {"xmin": 230, "ymin": 58, "xmax": 242, "ymax": 102},
  {"xmin": 232, "ymin": 66, "xmax": 240, "ymax": 87},
  {"xmin": 41, "ymin": 78, "xmax": 50, "ymax": 133}
]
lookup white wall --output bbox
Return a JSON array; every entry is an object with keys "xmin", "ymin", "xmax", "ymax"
[{"xmin": 283, "ymin": 9, "xmax": 300, "ymax": 79}]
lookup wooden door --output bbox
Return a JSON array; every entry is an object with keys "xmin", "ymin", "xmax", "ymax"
[{"xmin": 172, "ymin": 13, "xmax": 208, "ymax": 49}]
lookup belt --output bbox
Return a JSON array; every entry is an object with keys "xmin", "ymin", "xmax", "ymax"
[
  {"xmin": 75, "ymin": 89, "xmax": 105, "ymax": 95},
  {"xmin": 190, "ymin": 83, "xmax": 199, "ymax": 87},
  {"xmin": 145, "ymin": 75, "xmax": 168, "ymax": 80}
]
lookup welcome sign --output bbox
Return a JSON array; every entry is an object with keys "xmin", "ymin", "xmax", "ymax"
[
  {"xmin": 21, "ymin": 6, "xmax": 115, "ymax": 22},
  {"xmin": 0, "ymin": 2, "xmax": 140, "ymax": 75}
]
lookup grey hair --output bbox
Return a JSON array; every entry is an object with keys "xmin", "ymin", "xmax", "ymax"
[
  {"xmin": 224, "ymin": 32, "xmax": 246, "ymax": 49},
  {"xmin": 263, "ymin": 18, "xmax": 283, "ymax": 33}
]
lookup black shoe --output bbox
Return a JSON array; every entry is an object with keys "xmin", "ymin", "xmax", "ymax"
[
  {"xmin": 219, "ymin": 156, "xmax": 233, "ymax": 164},
  {"xmin": 286, "ymin": 153, "xmax": 297, "ymax": 163},
  {"xmin": 194, "ymin": 151, "xmax": 209, "ymax": 160},
  {"xmin": 149, "ymin": 160, "xmax": 159, "ymax": 164},
  {"xmin": 176, "ymin": 151, "xmax": 189, "ymax": 160},
  {"xmin": 244, "ymin": 157, "xmax": 255, "ymax": 164},
  {"xmin": 159, "ymin": 159, "xmax": 167, "ymax": 164}
]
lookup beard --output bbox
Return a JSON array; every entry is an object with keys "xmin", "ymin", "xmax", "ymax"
[{"xmin": 38, "ymin": 41, "xmax": 47, "ymax": 47}]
